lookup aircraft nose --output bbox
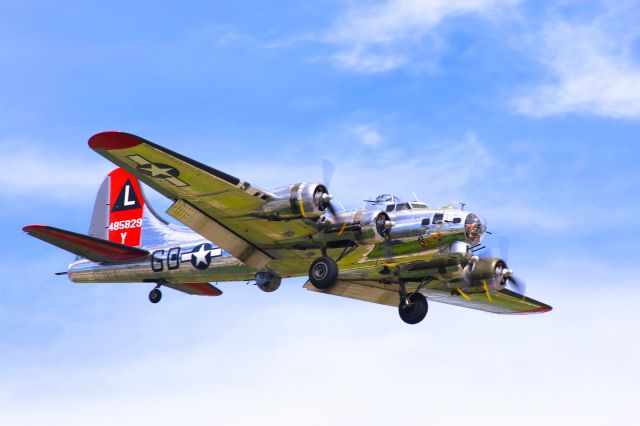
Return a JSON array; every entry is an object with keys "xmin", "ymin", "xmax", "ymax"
[{"xmin": 464, "ymin": 212, "xmax": 486, "ymax": 244}]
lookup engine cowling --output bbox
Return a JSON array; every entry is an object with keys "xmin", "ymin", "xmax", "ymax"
[
  {"xmin": 258, "ymin": 183, "xmax": 331, "ymax": 220},
  {"xmin": 355, "ymin": 211, "xmax": 393, "ymax": 244},
  {"xmin": 462, "ymin": 258, "xmax": 509, "ymax": 291}
]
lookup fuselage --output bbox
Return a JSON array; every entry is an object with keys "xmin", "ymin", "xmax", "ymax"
[{"xmin": 68, "ymin": 202, "xmax": 485, "ymax": 285}]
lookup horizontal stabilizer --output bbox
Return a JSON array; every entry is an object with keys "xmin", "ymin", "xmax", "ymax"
[
  {"xmin": 23, "ymin": 225, "xmax": 149, "ymax": 263},
  {"xmin": 164, "ymin": 282, "xmax": 223, "ymax": 297}
]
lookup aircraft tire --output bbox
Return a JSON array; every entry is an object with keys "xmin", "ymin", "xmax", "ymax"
[
  {"xmin": 149, "ymin": 288, "xmax": 162, "ymax": 304},
  {"xmin": 398, "ymin": 292, "xmax": 428, "ymax": 324},
  {"xmin": 309, "ymin": 256, "xmax": 339, "ymax": 290}
]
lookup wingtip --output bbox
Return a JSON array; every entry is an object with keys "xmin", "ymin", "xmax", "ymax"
[
  {"xmin": 509, "ymin": 305, "xmax": 553, "ymax": 315},
  {"xmin": 89, "ymin": 131, "xmax": 143, "ymax": 150},
  {"xmin": 23, "ymin": 224, "xmax": 48, "ymax": 233}
]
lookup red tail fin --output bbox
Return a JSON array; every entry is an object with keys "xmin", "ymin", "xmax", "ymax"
[{"xmin": 107, "ymin": 168, "xmax": 145, "ymax": 246}]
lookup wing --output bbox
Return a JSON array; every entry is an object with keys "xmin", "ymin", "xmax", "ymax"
[
  {"xmin": 304, "ymin": 280, "xmax": 552, "ymax": 315},
  {"xmin": 89, "ymin": 132, "xmax": 322, "ymax": 272},
  {"xmin": 425, "ymin": 287, "xmax": 552, "ymax": 315}
]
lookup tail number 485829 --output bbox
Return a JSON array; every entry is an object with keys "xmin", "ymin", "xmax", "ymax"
[{"xmin": 108, "ymin": 219, "xmax": 143, "ymax": 232}]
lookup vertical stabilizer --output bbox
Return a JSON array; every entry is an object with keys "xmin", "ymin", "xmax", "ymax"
[
  {"xmin": 89, "ymin": 168, "xmax": 199, "ymax": 248},
  {"xmin": 88, "ymin": 168, "xmax": 147, "ymax": 246}
]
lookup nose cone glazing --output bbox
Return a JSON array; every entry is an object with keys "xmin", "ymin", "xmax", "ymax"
[{"xmin": 464, "ymin": 213, "xmax": 485, "ymax": 244}]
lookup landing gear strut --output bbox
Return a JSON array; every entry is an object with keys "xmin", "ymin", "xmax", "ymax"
[
  {"xmin": 398, "ymin": 280, "xmax": 428, "ymax": 324},
  {"xmin": 149, "ymin": 284, "xmax": 162, "ymax": 304},
  {"xmin": 308, "ymin": 256, "xmax": 339, "ymax": 289}
]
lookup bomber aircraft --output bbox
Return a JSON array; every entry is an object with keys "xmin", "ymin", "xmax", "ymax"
[{"xmin": 24, "ymin": 132, "xmax": 551, "ymax": 324}]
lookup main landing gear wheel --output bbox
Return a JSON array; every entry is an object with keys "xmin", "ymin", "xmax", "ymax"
[
  {"xmin": 398, "ymin": 292, "xmax": 428, "ymax": 325},
  {"xmin": 149, "ymin": 288, "xmax": 162, "ymax": 304},
  {"xmin": 309, "ymin": 256, "xmax": 339, "ymax": 290}
]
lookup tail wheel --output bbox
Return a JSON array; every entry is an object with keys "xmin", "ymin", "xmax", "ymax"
[
  {"xmin": 309, "ymin": 256, "xmax": 339, "ymax": 289},
  {"xmin": 398, "ymin": 292, "xmax": 428, "ymax": 324},
  {"xmin": 149, "ymin": 288, "xmax": 162, "ymax": 304}
]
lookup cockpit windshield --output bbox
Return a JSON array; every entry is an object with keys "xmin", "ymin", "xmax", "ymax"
[
  {"xmin": 464, "ymin": 213, "xmax": 485, "ymax": 244},
  {"xmin": 375, "ymin": 194, "xmax": 401, "ymax": 204}
]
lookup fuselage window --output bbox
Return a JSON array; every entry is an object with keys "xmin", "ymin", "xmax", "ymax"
[
  {"xmin": 421, "ymin": 218, "xmax": 430, "ymax": 226},
  {"xmin": 433, "ymin": 213, "xmax": 443, "ymax": 224},
  {"xmin": 411, "ymin": 203, "xmax": 427, "ymax": 209},
  {"xmin": 453, "ymin": 217, "xmax": 461, "ymax": 224},
  {"xmin": 396, "ymin": 203, "xmax": 410, "ymax": 211}
]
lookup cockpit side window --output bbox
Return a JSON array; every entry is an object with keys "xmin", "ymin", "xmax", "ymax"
[
  {"xmin": 410, "ymin": 203, "xmax": 427, "ymax": 209},
  {"xmin": 432, "ymin": 213, "xmax": 444, "ymax": 224},
  {"xmin": 396, "ymin": 203, "xmax": 410, "ymax": 211},
  {"xmin": 386, "ymin": 205, "xmax": 395, "ymax": 212}
]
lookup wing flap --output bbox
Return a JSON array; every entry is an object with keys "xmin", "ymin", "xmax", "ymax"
[
  {"xmin": 23, "ymin": 225, "xmax": 149, "ymax": 263},
  {"xmin": 304, "ymin": 279, "xmax": 400, "ymax": 307},
  {"xmin": 166, "ymin": 199, "xmax": 272, "ymax": 270}
]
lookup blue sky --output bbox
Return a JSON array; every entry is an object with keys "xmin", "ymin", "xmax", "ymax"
[{"xmin": 1, "ymin": 0, "xmax": 639, "ymax": 424}]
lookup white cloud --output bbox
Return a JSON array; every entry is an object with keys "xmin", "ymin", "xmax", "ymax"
[
  {"xmin": 324, "ymin": 0, "xmax": 519, "ymax": 72},
  {"xmin": 219, "ymin": 131, "xmax": 492, "ymax": 210},
  {"xmin": 515, "ymin": 14, "xmax": 640, "ymax": 118},
  {"xmin": 349, "ymin": 123, "xmax": 383, "ymax": 146},
  {"xmin": 0, "ymin": 140, "xmax": 111, "ymax": 202},
  {"xmin": 1, "ymin": 264, "xmax": 639, "ymax": 426}
]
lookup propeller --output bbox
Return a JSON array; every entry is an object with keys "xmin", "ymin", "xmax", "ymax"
[
  {"xmin": 375, "ymin": 213, "xmax": 397, "ymax": 268},
  {"xmin": 320, "ymin": 158, "xmax": 338, "ymax": 216},
  {"xmin": 322, "ymin": 158, "xmax": 336, "ymax": 189},
  {"xmin": 473, "ymin": 234, "xmax": 527, "ymax": 295},
  {"xmin": 502, "ymin": 267, "xmax": 527, "ymax": 295}
]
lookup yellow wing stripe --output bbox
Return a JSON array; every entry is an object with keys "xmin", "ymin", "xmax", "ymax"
[
  {"xmin": 456, "ymin": 288, "xmax": 471, "ymax": 300},
  {"xmin": 483, "ymin": 280, "xmax": 493, "ymax": 302}
]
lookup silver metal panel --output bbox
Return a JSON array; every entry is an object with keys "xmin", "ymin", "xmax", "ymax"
[{"xmin": 88, "ymin": 175, "xmax": 110, "ymax": 239}]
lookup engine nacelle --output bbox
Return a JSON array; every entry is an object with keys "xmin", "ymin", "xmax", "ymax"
[
  {"xmin": 463, "ymin": 258, "xmax": 509, "ymax": 291},
  {"xmin": 355, "ymin": 210, "xmax": 393, "ymax": 245},
  {"xmin": 258, "ymin": 183, "xmax": 331, "ymax": 220}
]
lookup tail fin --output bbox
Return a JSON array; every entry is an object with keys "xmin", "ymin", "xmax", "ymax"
[
  {"xmin": 90, "ymin": 168, "xmax": 145, "ymax": 246},
  {"xmin": 90, "ymin": 168, "xmax": 199, "ymax": 248}
]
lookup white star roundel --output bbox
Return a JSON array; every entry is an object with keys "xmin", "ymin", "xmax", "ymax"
[{"xmin": 190, "ymin": 243, "xmax": 214, "ymax": 270}]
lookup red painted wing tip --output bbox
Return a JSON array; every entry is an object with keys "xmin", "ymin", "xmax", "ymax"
[
  {"xmin": 89, "ymin": 131, "xmax": 143, "ymax": 150},
  {"xmin": 508, "ymin": 305, "xmax": 553, "ymax": 315},
  {"xmin": 23, "ymin": 224, "xmax": 48, "ymax": 233}
]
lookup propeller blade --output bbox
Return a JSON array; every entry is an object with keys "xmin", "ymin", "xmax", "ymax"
[
  {"xmin": 497, "ymin": 235, "xmax": 510, "ymax": 262},
  {"xmin": 322, "ymin": 158, "xmax": 336, "ymax": 188},
  {"xmin": 327, "ymin": 201, "xmax": 337, "ymax": 216},
  {"xmin": 507, "ymin": 275, "xmax": 527, "ymax": 295}
]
